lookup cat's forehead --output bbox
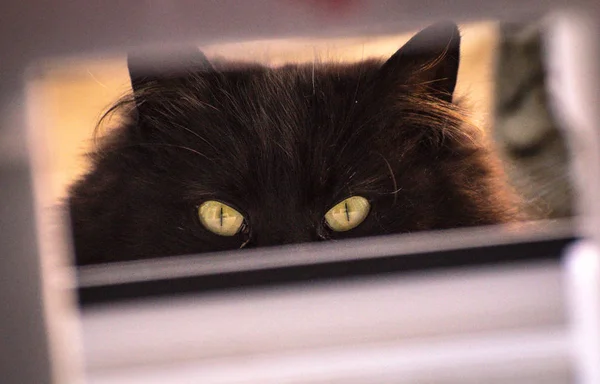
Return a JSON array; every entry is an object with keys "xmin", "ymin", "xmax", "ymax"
[
  {"xmin": 157, "ymin": 61, "xmax": 406, "ymax": 201},
  {"xmin": 204, "ymin": 62, "xmax": 382, "ymax": 103},
  {"xmin": 170, "ymin": 66, "xmax": 382, "ymax": 199},
  {"xmin": 169, "ymin": 63, "xmax": 395, "ymax": 174}
]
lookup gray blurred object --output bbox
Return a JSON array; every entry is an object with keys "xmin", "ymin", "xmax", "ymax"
[{"xmin": 494, "ymin": 22, "xmax": 574, "ymax": 219}]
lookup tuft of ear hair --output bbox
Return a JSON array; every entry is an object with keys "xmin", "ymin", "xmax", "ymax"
[
  {"xmin": 380, "ymin": 21, "xmax": 461, "ymax": 103},
  {"xmin": 127, "ymin": 47, "xmax": 213, "ymax": 95}
]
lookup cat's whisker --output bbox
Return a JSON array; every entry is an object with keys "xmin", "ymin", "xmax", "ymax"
[
  {"xmin": 311, "ymin": 49, "xmax": 316, "ymax": 95},
  {"xmin": 178, "ymin": 93, "xmax": 221, "ymax": 113},
  {"xmin": 347, "ymin": 58, "xmax": 366, "ymax": 119},
  {"xmin": 86, "ymin": 69, "xmax": 108, "ymax": 89},
  {"xmin": 377, "ymin": 153, "xmax": 399, "ymax": 205},
  {"xmin": 171, "ymin": 122, "xmax": 220, "ymax": 153},
  {"xmin": 240, "ymin": 237, "xmax": 251, "ymax": 249},
  {"xmin": 274, "ymin": 141, "xmax": 294, "ymax": 160},
  {"xmin": 132, "ymin": 143, "xmax": 211, "ymax": 160}
]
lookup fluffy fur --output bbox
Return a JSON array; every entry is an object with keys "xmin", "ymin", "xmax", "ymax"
[{"xmin": 69, "ymin": 22, "xmax": 521, "ymax": 265}]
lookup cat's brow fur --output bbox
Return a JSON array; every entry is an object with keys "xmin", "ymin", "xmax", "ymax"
[{"xmin": 68, "ymin": 23, "xmax": 522, "ymax": 265}]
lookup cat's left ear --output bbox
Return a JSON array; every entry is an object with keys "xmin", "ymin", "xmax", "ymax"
[
  {"xmin": 380, "ymin": 22, "xmax": 460, "ymax": 102},
  {"xmin": 127, "ymin": 48, "xmax": 213, "ymax": 95}
]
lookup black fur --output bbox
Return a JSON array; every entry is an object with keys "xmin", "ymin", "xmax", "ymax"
[{"xmin": 69, "ymin": 22, "xmax": 520, "ymax": 265}]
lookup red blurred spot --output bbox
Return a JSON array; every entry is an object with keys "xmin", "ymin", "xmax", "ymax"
[{"xmin": 293, "ymin": 0, "xmax": 358, "ymax": 14}]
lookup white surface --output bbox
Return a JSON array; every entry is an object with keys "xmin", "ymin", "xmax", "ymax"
[
  {"xmin": 565, "ymin": 241, "xmax": 600, "ymax": 384},
  {"xmin": 87, "ymin": 328, "xmax": 570, "ymax": 384},
  {"xmin": 82, "ymin": 262, "xmax": 566, "ymax": 379}
]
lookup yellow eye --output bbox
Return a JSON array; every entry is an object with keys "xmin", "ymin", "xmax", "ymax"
[
  {"xmin": 198, "ymin": 200, "xmax": 245, "ymax": 236},
  {"xmin": 324, "ymin": 196, "xmax": 370, "ymax": 232}
]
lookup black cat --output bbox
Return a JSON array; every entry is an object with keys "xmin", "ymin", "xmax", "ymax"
[{"xmin": 69, "ymin": 22, "xmax": 521, "ymax": 265}]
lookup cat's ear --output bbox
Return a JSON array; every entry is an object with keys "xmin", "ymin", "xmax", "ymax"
[
  {"xmin": 380, "ymin": 22, "xmax": 460, "ymax": 102},
  {"xmin": 127, "ymin": 48, "xmax": 214, "ymax": 95}
]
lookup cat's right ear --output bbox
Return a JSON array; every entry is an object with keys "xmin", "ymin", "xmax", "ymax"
[
  {"xmin": 378, "ymin": 22, "xmax": 460, "ymax": 103},
  {"xmin": 127, "ymin": 48, "xmax": 214, "ymax": 96}
]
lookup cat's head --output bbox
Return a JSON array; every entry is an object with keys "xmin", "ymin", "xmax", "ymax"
[{"xmin": 69, "ymin": 22, "xmax": 519, "ymax": 265}]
